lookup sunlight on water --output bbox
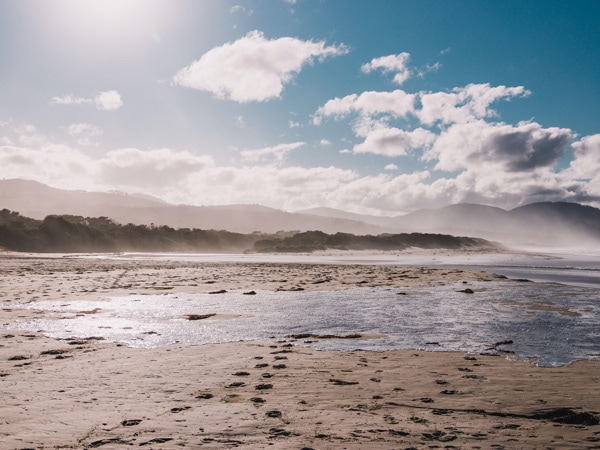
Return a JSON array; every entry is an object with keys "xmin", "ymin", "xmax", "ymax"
[{"xmin": 5, "ymin": 279, "xmax": 599, "ymax": 366}]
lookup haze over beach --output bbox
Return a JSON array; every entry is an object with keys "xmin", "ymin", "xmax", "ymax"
[{"xmin": 1, "ymin": 1, "xmax": 600, "ymax": 448}]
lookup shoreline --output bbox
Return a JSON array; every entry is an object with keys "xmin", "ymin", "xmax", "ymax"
[{"xmin": 1, "ymin": 254, "xmax": 600, "ymax": 448}]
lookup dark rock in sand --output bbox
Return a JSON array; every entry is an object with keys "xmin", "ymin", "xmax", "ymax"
[
  {"xmin": 121, "ymin": 419, "xmax": 142, "ymax": 426},
  {"xmin": 185, "ymin": 313, "xmax": 216, "ymax": 320},
  {"xmin": 330, "ymin": 378, "xmax": 359, "ymax": 386},
  {"xmin": 195, "ymin": 393, "xmax": 214, "ymax": 399},
  {"xmin": 531, "ymin": 408, "xmax": 599, "ymax": 425}
]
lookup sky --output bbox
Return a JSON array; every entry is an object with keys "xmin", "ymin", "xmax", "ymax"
[{"xmin": 1, "ymin": 0, "xmax": 599, "ymax": 216}]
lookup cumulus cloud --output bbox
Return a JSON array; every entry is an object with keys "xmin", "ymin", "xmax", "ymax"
[
  {"xmin": 314, "ymin": 82, "xmax": 533, "ymax": 160},
  {"xmin": 94, "ymin": 90, "xmax": 123, "ymax": 111},
  {"xmin": 313, "ymin": 89, "xmax": 415, "ymax": 125},
  {"xmin": 429, "ymin": 120, "xmax": 573, "ymax": 173},
  {"xmin": 569, "ymin": 134, "xmax": 600, "ymax": 180},
  {"xmin": 384, "ymin": 163, "xmax": 398, "ymax": 171},
  {"xmin": 361, "ymin": 52, "xmax": 411, "ymax": 85},
  {"xmin": 51, "ymin": 90, "xmax": 123, "ymax": 111},
  {"xmin": 417, "ymin": 83, "xmax": 529, "ymax": 125},
  {"xmin": 0, "ymin": 143, "xmax": 97, "ymax": 190},
  {"xmin": 354, "ymin": 127, "xmax": 436, "ymax": 156},
  {"xmin": 173, "ymin": 31, "xmax": 348, "ymax": 102},
  {"xmin": 239, "ymin": 142, "xmax": 304, "ymax": 163},
  {"xmin": 2, "ymin": 135, "xmax": 598, "ymax": 214}
]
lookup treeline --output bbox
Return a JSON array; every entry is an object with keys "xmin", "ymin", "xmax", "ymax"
[
  {"xmin": 253, "ymin": 230, "xmax": 494, "ymax": 252},
  {"xmin": 0, "ymin": 210, "xmax": 258, "ymax": 253},
  {"xmin": 0, "ymin": 209, "xmax": 497, "ymax": 253}
]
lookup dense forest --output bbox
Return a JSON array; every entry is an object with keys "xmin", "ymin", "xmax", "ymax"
[{"xmin": 0, "ymin": 209, "xmax": 497, "ymax": 253}]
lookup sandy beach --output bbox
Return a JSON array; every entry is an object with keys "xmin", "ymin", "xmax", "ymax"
[{"xmin": 1, "ymin": 254, "xmax": 599, "ymax": 449}]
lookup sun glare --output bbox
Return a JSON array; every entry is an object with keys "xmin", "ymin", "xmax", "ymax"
[{"xmin": 41, "ymin": 0, "xmax": 171, "ymax": 52}]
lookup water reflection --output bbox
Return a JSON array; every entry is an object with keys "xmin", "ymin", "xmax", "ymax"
[{"xmin": 4, "ymin": 279, "xmax": 599, "ymax": 366}]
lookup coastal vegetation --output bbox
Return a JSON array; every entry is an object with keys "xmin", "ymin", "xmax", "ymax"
[{"xmin": 0, "ymin": 209, "xmax": 497, "ymax": 253}]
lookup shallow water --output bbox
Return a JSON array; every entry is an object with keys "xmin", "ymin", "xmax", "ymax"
[{"xmin": 7, "ymin": 279, "xmax": 599, "ymax": 366}]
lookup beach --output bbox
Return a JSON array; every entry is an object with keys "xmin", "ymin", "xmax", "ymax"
[{"xmin": 1, "ymin": 253, "xmax": 599, "ymax": 449}]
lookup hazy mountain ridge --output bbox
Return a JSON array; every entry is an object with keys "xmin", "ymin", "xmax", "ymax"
[
  {"xmin": 0, "ymin": 179, "xmax": 381, "ymax": 235},
  {"xmin": 1, "ymin": 179, "xmax": 599, "ymax": 247}
]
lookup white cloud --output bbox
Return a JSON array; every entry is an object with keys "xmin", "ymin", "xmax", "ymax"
[
  {"xmin": 230, "ymin": 5, "xmax": 253, "ymax": 15},
  {"xmin": 1, "ymin": 135, "xmax": 598, "ymax": 214},
  {"xmin": 313, "ymin": 89, "xmax": 415, "ymax": 125},
  {"xmin": 65, "ymin": 123, "xmax": 104, "ymax": 146},
  {"xmin": 428, "ymin": 120, "xmax": 573, "ymax": 173},
  {"xmin": 173, "ymin": 31, "xmax": 349, "ymax": 102},
  {"xmin": 239, "ymin": 142, "xmax": 304, "ymax": 163},
  {"xmin": 417, "ymin": 83, "xmax": 529, "ymax": 126},
  {"xmin": 319, "ymin": 139, "xmax": 331, "ymax": 146},
  {"xmin": 354, "ymin": 127, "xmax": 436, "ymax": 156},
  {"xmin": 51, "ymin": 90, "xmax": 123, "ymax": 111},
  {"xmin": 235, "ymin": 116, "xmax": 245, "ymax": 128},
  {"xmin": 66, "ymin": 123, "xmax": 103, "ymax": 137},
  {"xmin": 15, "ymin": 124, "xmax": 37, "ymax": 134},
  {"xmin": 384, "ymin": 163, "xmax": 398, "ymax": 171},
  {"xmin": 361, "ymin": 52, "xmax": 411, "ymax": 85},
  {"xmin": 569, "ymin": 134, "xmax": 600, "ymax": 180},
  {"xmin": 50, "ymin": 95, "xmax": 89, "ymax": 106},
  {"xmin": 0, "ymin": 143, "xmax": 97, "ymax": 190},
  {"xmin": 94, "ymin": 90, "xmax": 123, "ymax": 111}
]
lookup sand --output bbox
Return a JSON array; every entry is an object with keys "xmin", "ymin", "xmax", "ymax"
[{"xmin": 1, "ymin": 253, "xmax": 599, "ymax": 449}]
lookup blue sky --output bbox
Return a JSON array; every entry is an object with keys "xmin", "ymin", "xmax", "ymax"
[{"xmin": 1, "ymin": 0, "xmax": 599, "ymax": 215}]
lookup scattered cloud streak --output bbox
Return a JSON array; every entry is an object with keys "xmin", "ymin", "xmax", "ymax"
[
  {"xmin": 239, "ymin": 142, "xmax": 304, "ymax": 163},
  {"xmin": 51, "ymin": 90, "xmax": 123, "ymax": 111},
  {"xmin": 65, "ymin": 123, "xmax": 104, "ymax": 146}
]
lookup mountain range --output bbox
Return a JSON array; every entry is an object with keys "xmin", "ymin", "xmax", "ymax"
[{"xmin": 1, "ymin": 178, "xmax": 599, "ymax": 248}]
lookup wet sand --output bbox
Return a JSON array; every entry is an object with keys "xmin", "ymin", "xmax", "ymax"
[{"xmin": 1, "ymin": 254, "xmax": 599, "ymax": 449}]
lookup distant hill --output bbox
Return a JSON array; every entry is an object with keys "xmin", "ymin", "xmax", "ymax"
[
  {"xmin": 0, "ymin": 179, "xmax": 381, "ymax": 235},
  {"xmin": 2, "ymin": 179, "xmax": 599, "ymax": 247},
  {"xmin": 390, "ymin": 202, "xmax": 600, "ymax": 246}
]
